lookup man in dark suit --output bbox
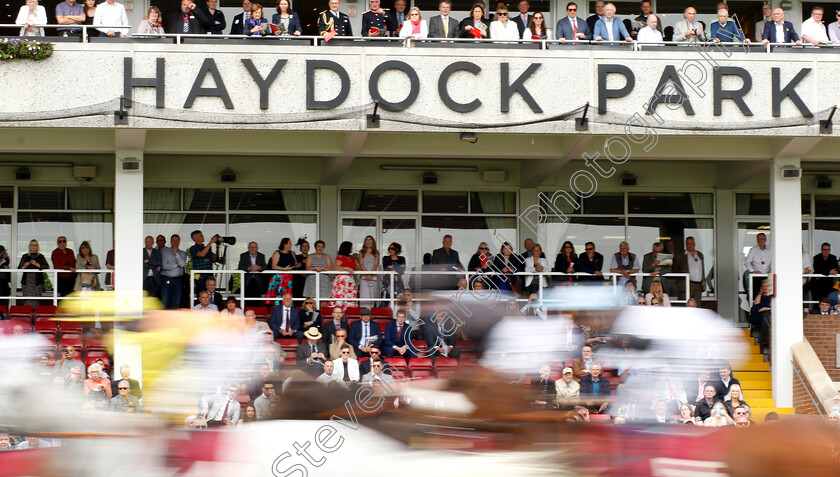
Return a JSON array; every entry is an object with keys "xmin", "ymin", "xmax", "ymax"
[
  {"xmin": 424, "ymin": 310, "xmax": 459, "ymax": 362},
  {"xmin": 556, "ymin": 2, "xmax": 591, "ymax": 41},
  {"xmin": 694, "ymin": 384, "xmax": 720, "ymax": 421},
  {"xmin": 269, "ymin": 292, "xmax": 303, "ymax": 341},
  {"xmin": 166, "ymin": 0, "xmax": 211, "ymax": 34},
  {"xmin": 511, "ymin": 0, "xmax": 531, "ymax": 36},
  {"xmin": 431, "ymin": 234, "xmax": 463, "ymax": 288},
  {"xmin": 427, "ymin": 0, "xmax": 459, "ymax": 38},
  {"xmin": 810, "ymin": 243, "xmax": 838, "ymax": 302},
  {"xmin": 361, "ymin": 0, "xmax": 397, "ymax": 36},
  {"xmin": 142, "ymin": 235, "xmax": 162, "ymax": 298},
  {"xmin": 318, "ymin": 0, "xmax": 353, "ymax": 37},
  {"xmin": 322, "ymin": 306, "xmax": 346, "ymax": 344},
  {"xmin": 238, "ymin": 241, "xmax": 267, "ymax": 299},
  {"xmin": 761, "ymin": 7, "xmax": 802, "ymax": 45},
  {"xmin": 577, "ymin": 242, "xmax": 605, "ymax": 282},
  {"xmin": 384, "ymin": 309, "xmax": 416, "ymax": 359},
  {"xmin": 579, "ymin": 363, "xmax": 611, "ymax": 412},
  {"xmin": 348, "ymin": 308, "xmax": 382, "ymax": 358},
  {"xmin": 811, "ymin": 297, "xmax": 833, "ymax": 315},
  {"xmin": 229, "ymin": 0, "xmax": 252, "ymax": 35},
  {"xmin": 710, "ymin": 361, "xmax": 740, "ymax": 399},
  {"xmin": 358, "ymin": 344, "xmax": 394, "ymax": 376},
  {"xmin": 586, "ymin": 0, "xmax": 604, "ymax": 33},
  {"xmin": 297, "ymin": 327, "xmax": 328, "ymax": 376}
]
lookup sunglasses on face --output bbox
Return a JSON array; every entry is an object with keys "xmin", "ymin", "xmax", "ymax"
[
  {"xmin": 119, "ymin": 387, "xmax": 130, "ymax": 390},
  {"xmin": 58, "ymin": 240, "xmax": 66, "ymax": 243},
  {"xmin": 479, "ymin": 247, "xmax": 488, "ymax": 250},
  {"xmin": 370, "ymin": 350, "xmax": 380, "ymax": 354},
  {"xmin": 341, "ymin": 351, "xmax": 350, "ymax": 354},
  {"xmin": 585, "ymin": 248, "xmax": 594, "ymax": 251},
  {"xmin": 567, "ymin": 8, "xmax": 575, "ymax": 11}
]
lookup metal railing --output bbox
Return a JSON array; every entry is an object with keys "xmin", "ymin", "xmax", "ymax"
[
  {"xmin": 745, "ymin": 272, "xmax": 838, "ymax": 306},
  {"xmin": 1, "ymin": 25, "xmax": 832, "ymax": 52},
  {"xmin": 182, "ymin": 268, "xmax": 691, "ymax": 309},
  {"xmin": 0, "ymin": 268, "xmax": 114, "ymax": 306}
]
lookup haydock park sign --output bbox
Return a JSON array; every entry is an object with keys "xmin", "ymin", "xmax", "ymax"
[
  {"xmin": 113, "ymin": 50, "xmax": 829, "ymax": 132},
  {"xmin": 126, "ymin": 57, "xmax": 814, "ymax": 117}
]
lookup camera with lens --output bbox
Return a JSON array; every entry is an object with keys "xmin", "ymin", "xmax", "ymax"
[{"xmin": 213, "ymin": 235, "xmax": 236, "ymax": 246}]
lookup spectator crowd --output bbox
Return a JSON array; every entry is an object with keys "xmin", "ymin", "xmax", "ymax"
[{"xmin": 13, "ymin": 0, "xmax": 840, "ymax": 47}]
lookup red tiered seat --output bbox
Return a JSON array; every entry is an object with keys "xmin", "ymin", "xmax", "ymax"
[
  {"xmin": 86, "ymin": 349, "xmax": 108, "ymax": 360},
  {"xmin": 246, "ymin": 306, "xmax": 270, "ymax": 322},
  {"xmin": 320, "ymin": 306, "xmax": 334, "ymax": 318},
  {"xmin": 433, "ymin": 357, "xmax": 459, "ymax": 378},
  {"xmin": 275, "ymin": 338, "xmax": 299, "ymax": 354},
  {"xmin": 33, "ymin": 320, "xmax": 58, "ymax": 337},
  {"xmin": 9, "ymin": 306, "xmax": 32, "ymax": 319},
  {"xmin": 371, "ymin": 307, "xmax": 392, "ymax": 318},
  {"xmin": 408, "ymin": 357, "xmax": 433, "ymax": 379},
  {"xmin": 411, "ymin": 339, "xmax": 428, "ymax": 353},
  {"xmin": 384, "ymin": 358, "xmax": 407, "ymax": 374},
  {"xmin": 85, "ymin": 337, "xmax": 109, "ymax": 353},
  {"xmin": 58, "ymin": 320, "xmax": 83, "ymax": 333},
  {"xmin": 85, "ymin": 355, "xmax": 110, "ymax": 373},
  {"xmin": 235, "ymin": 393, "xmax": 251, "ymax": 406},
  {"xmin": 345, "ymin": 307, "xmax": 362, "ymax": 318},
  {"xmin": 284, "ymin": 350, "xmax": 297, "ymax": 366},
  {"xmin": 373, "ymin": 318, "xmax": 391, "ymax": 330},
  {"xmin": 346, "ymin": 317, "xmax": 360, "ymax": 328},
  {"xmin": 34, "ymin": 305, "xmax": 57, "ymax": 318}
]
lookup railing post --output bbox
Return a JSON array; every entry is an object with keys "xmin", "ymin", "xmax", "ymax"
[
  {"xmin": 52, "ymin": 270, "xmax": 58, "ymax": 307},
  {"xmin": 315, "ymin": 271, "xmax": 320, "ymax": 307}
]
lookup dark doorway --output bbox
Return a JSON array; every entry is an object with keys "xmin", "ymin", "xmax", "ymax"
[{"xmin": 726, "ymin": 0, "xmax": 766, "ymax": 41}]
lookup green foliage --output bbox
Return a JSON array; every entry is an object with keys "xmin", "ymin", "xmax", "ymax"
[{"xmin": 0, "ymin": 38, "xmax": 53, "ymax": 61}]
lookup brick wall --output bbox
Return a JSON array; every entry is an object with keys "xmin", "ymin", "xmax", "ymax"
[
  {"xmin": 802, "ymin": 315, "xmax": 840, "ymax": 381},
  {"xmin": 793, "ymin": 374, "xmax": 819, "ymax": 414}
]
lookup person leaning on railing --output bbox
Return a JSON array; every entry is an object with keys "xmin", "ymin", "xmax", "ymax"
[
  {"xmin": 271, "ymin": 0, "xmax": 301, "ymax": 36},
  {"xmin": 593, "ymin": 2, "xmax": 632, "ymax": 42},
  {"xmin": 18, "ymin": 239, "xmax": 48, "ymax": 308},
  {"xmin": 166, "ymin": 0, "xmax": 211, "ymax": 34},
  {"xmin": 318, "ymin": 0, "xmax": 352, "ymax": 38},
  {"xmin": 672, "ymin": 6, "xmax": 705, "ymax": 42},
  {"xmin": 522, "ymin": 10, "xmax": 551, "ymax": 40},
  {"xmin": 73, "ymin": 241, "xmax": 102, "ymax": 292},
  {"xmin": 458, "ymin": 3, "xmax": 487, "ymax": 39},
  {"xmin": 136, "ymin": 6, "xmax": 164, "ymax": 35},
  {"xmin": 244, "ymin": 3, "xmax": 270, "ymax": 36},
  {"xmin": 398, "ymin": 7, "xmax": 428, "ymax": 39},
  {"xmin": 55, "ymin": 0, "xmax": 86, "ymax": 37},
  {"xmin": 82, "ymin": 0, "xmax": 98, "ymax": 37},
  {"xmin": 489, "ymin": 6, "xmax": 519, "ymax": 41},
  {"xmin": 93, "ymin": 0, "xmax": 129, "ymax": 38},
  {"xmin": 15, "ymin": 0, "xmax": 47, "ymax": 36}
]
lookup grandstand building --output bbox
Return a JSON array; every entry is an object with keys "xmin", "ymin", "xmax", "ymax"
[{"xmin": 0, "ymin": 0, "xmax": 837, "ymax": 415}]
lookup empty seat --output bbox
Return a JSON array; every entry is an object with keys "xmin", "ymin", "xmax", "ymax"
[
  {"xmin": 384, "ymin": 358, "xmax": 407, "ymax": 373},
  {"xmin": 9, "ymin": 306, "xmax": 32, "ymax": 319},
  {"xmin": 58, "ymin": 320, "xmax": 84, "ymax": 332},
  {"xmin": 408, "ymin": 358, "xmax": 433, "ymax": 379},
  {"xmin": 34, "ymin": 305, "xmax": 57, "ymax": 318},
  {"xmin": 246, "ymin": 306, "xmax": 269, "ymax": 321},
  {"xmin": 85, "ymin": 338, "xmax": 109, "ymax": 353},
  {"xmin": 434, "ymin": 357, "xmax": 458, "ymax": 378},
  {"xmin": 85, "ymin": 349, "xmax": 108, "ymax": 359},
  {"xmin": 59, "ymin": 336, "xmax": 83, "ymax": 349},
  {"xmin": 346, "ymin": 317, "xmax": 360, "ymax": 328},
  {"xmin": 320, "ymin": 306, "xmax": 334, "ymax": 318},
  {"xmin": 33, "ymin": 320, "xmax": 58, "ymax": 336},
  {"xmin": 411, "ymin": 339, "xmax": 428, "ymax": 352},
  {"xmin": 373, "ymin": 318, "xmax": 391, "ymax": 330},
  {"xmin": 235, "ymin": 393, "xmax": 251, "ymax": 406},
  {"xmin": 345, "ymin": 307, "xmax": 361, "ymax": 318},
  {"xmin": 371, "ymin": 307, "xmax": 392, "ymax": 318},
  {"xmin": 275, "ymin": 338, "xmax": 299, "ymax": 354}
]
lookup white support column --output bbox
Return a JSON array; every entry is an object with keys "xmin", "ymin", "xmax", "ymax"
[
  {"xmin": 769, "ymin": 157, "xmax": 804, "ymax": 408},
  {"xmin": 112, "ymin": 131, "xmax": 146, "ymax": 386},
  {"xmin": 715, "ymin": 190, "xmax": 738, "ymax": 321}
]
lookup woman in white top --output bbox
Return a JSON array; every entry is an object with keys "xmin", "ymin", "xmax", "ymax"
[
  {"xmin": 522, "ymin": 11, "xmax": 552, "ymax": 40},
  {"xmin": 489, "ymin": 6, "xmax": 519, "ymax": 41},
  {"xmin": 524, "ymin": 243, "xmax": 549, "ymax": 294},
  {"xmin": 399, "ymin": 7, "xmax": 428, "ymax": 39},
  {"xmin": 645, "ymin": 280, "xmax": 671, "ymax": 306},
  {"xmin": 15, "ymin": 0, "xmax": 47, "ymax": 36}
]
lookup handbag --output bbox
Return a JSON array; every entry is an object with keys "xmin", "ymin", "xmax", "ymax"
[{"xmin": 81, "ymin": 272, "xmax": 97, "ymax": 288}]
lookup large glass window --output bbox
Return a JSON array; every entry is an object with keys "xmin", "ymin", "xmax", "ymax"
[
  {"xmin": 229, "ymin": 214, "xmax": 318, "ymax": 259},
  {"xmin": 736, "ymin": 193, "xmax": 811, "ymax": 216},
  {"xmin": 539, "ymin": 217, "xmax": 625, "ymax": 259},
  {"xmin": 230, "ymin": 189, "xmax": 317, "ymax": 212},
  {"xmin": 422, "ymin": 216, "xmax": 517, "ymax": 260},
  {"xmin": 18, "ymin": 212, "xmax": 112, "ymax": 261},
  {"xmin": 628, "ymin": 193, "xmax": 713, "ymax": 215},
  {"xmin": 341, "ymin": 190, "xmax": 418, "ymax": 212}
]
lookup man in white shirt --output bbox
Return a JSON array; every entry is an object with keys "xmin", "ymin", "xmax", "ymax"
[
  {"xmin": 744, "ymin": 233, "xmax": 771, "ymax": 298},
  {"xmin": 192, "ymin": 291, "xmax": 219, "ymax": 313},
  {"xmin": 316, "ymin": 360, "xmax": 350, "ymax": 389},
  {"xmin": 636, "ymin": 14, "xmax": 663, "ymax": 46},
  {"xmin": 801, "ymin": 6, "xmax": 829, "ymax": 45},
  {"xmin": 93, "ymin": 0, "xmax": 129, "ymax": 37}
]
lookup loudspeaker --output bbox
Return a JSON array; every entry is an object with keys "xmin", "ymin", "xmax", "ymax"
[
  {"xmin": 422, "ymin": 172, "xmax": 438, "ymax": 184},
  {"xmin": 121, "ymin": 158, "xmax": 141, "ymax": 171}
]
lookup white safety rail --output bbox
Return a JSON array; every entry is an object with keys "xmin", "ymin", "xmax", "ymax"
[{"xmin": 1, "ymin": 268, "xmax": 114, "ymax": 306}]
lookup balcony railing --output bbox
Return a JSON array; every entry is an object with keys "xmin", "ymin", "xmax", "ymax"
[{"xmin": 1, "ymin": 25, "xmax": 833, "ymax": 53}]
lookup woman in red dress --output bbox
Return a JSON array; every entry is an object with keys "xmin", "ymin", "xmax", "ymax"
[{"xmin": 330, "ymin": 241, "xmax": 358, "ymax": 310}]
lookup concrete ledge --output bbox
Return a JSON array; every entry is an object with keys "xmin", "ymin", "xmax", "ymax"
[{"xmin": 792, "ymin": 339, "xmax": 838, "ymax": 413}]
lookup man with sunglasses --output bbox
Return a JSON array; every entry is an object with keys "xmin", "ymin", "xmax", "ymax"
[
  {"xmin": 110, "ymin": 380, "xmax": 142, "ymax": 412},
  {"xmin": 361, "ymin": 358, "xmax": 395, "ymax": 384},
  {"xmin": 577, "ymin": 242, "xmax": 604, "ymax": 282},
  {"xmin": 51, "ymin": 236, "xmax": 76, "ymax": 297},
  {"xmin": 557, "ymin": 2, "xmax": 591, "ymax": 41},
  {"xmin": 358, "ymin": 344, "xmax": 391, "ymax": 375}
]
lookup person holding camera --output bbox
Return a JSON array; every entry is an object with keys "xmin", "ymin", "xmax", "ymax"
[
  {"xmin": 54, "ymin": 345, "xmax": 84, "ymax": 379},
  {"xmin": 73, "ymin": 241, "xmax": 101, "ymax": 292},
  {"xmin": 19, "ymin": 239, "xmax": 49, "ymax": 308},
  {"xmin": 190, "ymin": 230, "xmax": 218, "ymax": 296}
]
